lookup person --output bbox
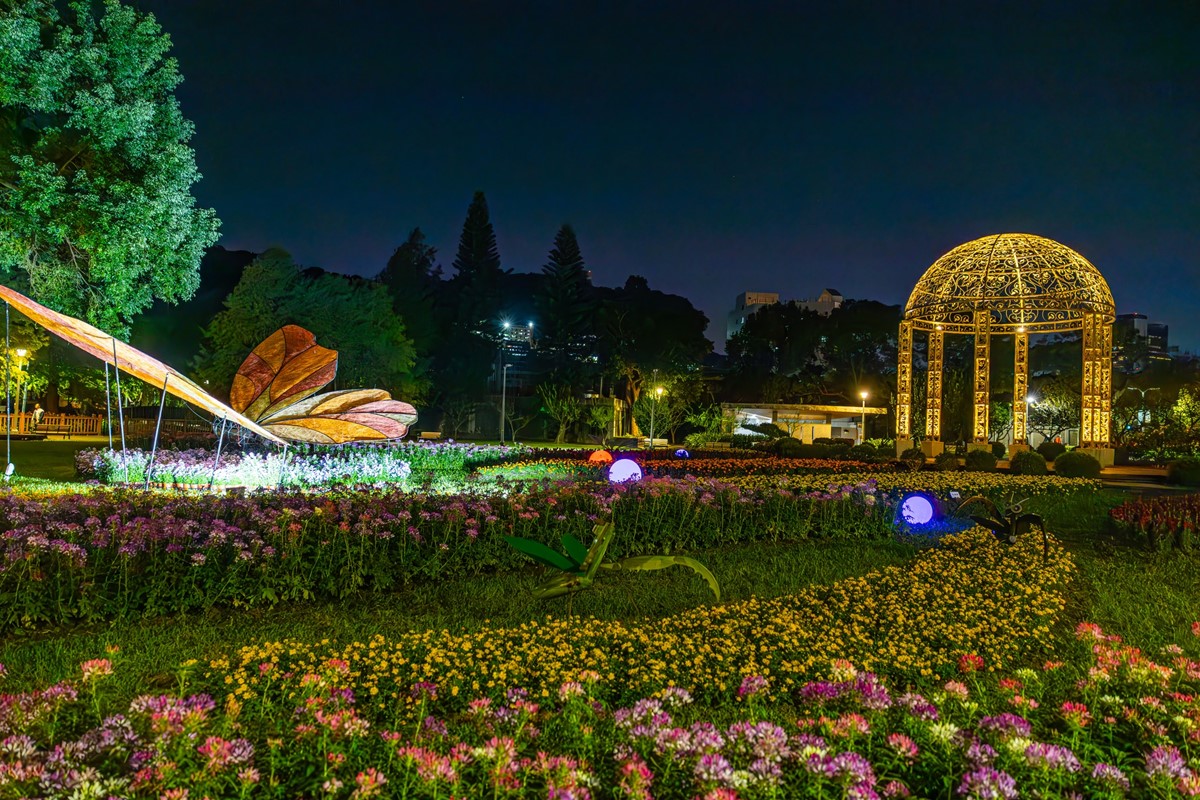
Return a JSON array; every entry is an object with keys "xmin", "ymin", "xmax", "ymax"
[{"xmin": 32, "ymin": 403, "xmax": 44, "ymax": 429}]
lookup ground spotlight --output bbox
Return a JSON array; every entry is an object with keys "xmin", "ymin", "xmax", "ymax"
[{"xmin": 607, "ymin": 459, "xmax": 643, "ymax": 483}]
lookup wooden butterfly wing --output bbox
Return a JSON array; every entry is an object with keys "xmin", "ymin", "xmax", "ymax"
[
  {"xmin": 260, "ymin": 389, "xmax": 419, "ymax": 444},
  {"xmin": 231, "ymin": 326, "xmax": 338, "ymax": 421}
]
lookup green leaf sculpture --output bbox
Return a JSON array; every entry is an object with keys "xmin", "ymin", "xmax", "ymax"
[
  {"xmin": 504, "ymin": 523, "xmax": 720, "ymax": 603},
  {"xmin": 958, "ymin": 494, "xmax": 1048, "ymax": 560}
]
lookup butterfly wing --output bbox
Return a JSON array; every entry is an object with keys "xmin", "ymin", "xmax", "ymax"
[
  {"xmin": 260, "ymin": 389, "xmax": 419, "ymax": 444},
  {"xmin": 231, "ymin": 326, "xmax": 338, "ymax": 421}
]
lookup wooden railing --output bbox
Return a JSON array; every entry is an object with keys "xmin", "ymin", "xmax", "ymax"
[{"xmin": 2, "ymin": 413, "xmax": 103, "ymax": 436}]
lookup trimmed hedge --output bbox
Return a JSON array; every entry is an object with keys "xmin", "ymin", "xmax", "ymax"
[
  {"xmin": 1036, "ymin": 441, "xmax": 1067, "ymax": 462},
  {"xmin": 933, "ymin": 451, "xmax": 960, "ymax": 471},
  {"xmin": 1166, "ymin": 457, "xmax": 1200, "ymax": 487},
  {"xmin": 965, "ymin": 449, "xmax": 998, "ymax": 472},
  {"xmin": 1010, "ymin": 450, "xmax": 1049, "ymax": 475},
  {"xmin": 1053, "ymin": 450, "xmax": 1102, "ymax": 479}
]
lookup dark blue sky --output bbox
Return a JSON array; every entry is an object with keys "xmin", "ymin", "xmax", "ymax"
[{"xmin": 142, "ymin": 1, "xmax": 1200, "ymax": 352}]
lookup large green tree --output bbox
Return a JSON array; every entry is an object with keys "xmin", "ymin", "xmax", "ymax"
[
  {"xmin": 376, "ymin": 227, "xmax": 440, "ymax": 381},
  {"xmin": 194, "ymin": 249, "xmax": 425, "ymax": 402},
  {"xmin": 535, "ymin": 224, "xmax": 595, "ymax": 379},
  {"xmin": 0, "ymin": 0, "xmax": 219, "ymax": 333}
]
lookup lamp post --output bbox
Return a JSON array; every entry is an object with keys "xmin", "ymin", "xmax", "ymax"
[
  {"xmin": 647, "ymin": 368, "xmax": 659, "ymax": 449},
  {"xmin": 1025, "ymin": 395, "xmax": 1037, "ymax": 446},
  {"xmin": 1120, "ymin": 386, "xmax": 1160, "ymax": 427},
  {"xmin": 859, "ymin": 390, "xmax": 869, "ymax": 444},
  {"xmin": 14, "ymin": 349, "xmax": 26, "ymax": 431},
  {"xmin": 499, "ymin": 363, "xmax": 513, "ymax": 444}
]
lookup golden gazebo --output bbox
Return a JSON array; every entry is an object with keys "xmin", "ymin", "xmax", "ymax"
[{"xmin": 896, "ymin": 233, "xmax": 1115, "ymax": 459}]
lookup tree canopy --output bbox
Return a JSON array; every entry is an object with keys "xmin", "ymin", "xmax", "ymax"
[
  {"xmin": 194, "ymin": 249, "xmax": 425, "ymax": 402},
  {"xmin": 0, "ymin": 0, "xmax": 219, "ymax": 334}
]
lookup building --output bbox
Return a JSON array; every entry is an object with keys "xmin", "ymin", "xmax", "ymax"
[
  {"xmin": 726, "ymin": 292, "xmax": 780, "ymax": 341},
  {"xmin": 1115, "ymin": 312, "xmax": 1173, "ymax": 372},
  {"xmin": 725, "ymin": 289, "xmax": 844, "ymax": 342}
]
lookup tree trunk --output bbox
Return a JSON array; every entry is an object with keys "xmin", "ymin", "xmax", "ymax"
[{"xmin": 556, "ymin": 421, "xmax": 567, "ymax": 444}]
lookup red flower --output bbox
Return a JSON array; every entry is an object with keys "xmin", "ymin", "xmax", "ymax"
[{"xmin": 958, "ymin": 653, "xmax": 985, "ymax": 674}]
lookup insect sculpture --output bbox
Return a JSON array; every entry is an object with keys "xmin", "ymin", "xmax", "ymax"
[{"xmin": 958, "ymin": 494, "xmax": 1049, "ymax": 561}]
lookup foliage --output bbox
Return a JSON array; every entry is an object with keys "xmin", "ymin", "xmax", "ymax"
[
  {"xmin": 964, "ymin": 449, "xmax": 998, "ymax": 472},
  {"xmin": 899, "ymin": 446, "xmax": 925, "ymax": 471},
  {"xmin": 1009, "ymin": 450, "xmax": 1048, "ymax": 476},
  {"xmin": 1110, "ymin": 493, "xmax": 1199, "ymax": 551},
  {"xmin": 535, "ymin": 224, "xmax": 596, "ymax": 379},
  {"xmin": 0, "ymin": 0, "xmax": 219, "ymax": 334},
  {"xmin": 991, "ymin": 441, "xmax": 1006, "ymax": 459},
  {"xmin": 773, "ymin": 436, "xmax": 803, "ymax": 457},
  {"xmin": 194, "ymin": 249, "xmax": 425, "ymax": 401},
  {"xmin": 375, "ymin": 227, "xmax": 440, "ymax": 381},
  {"xmin": 1053, "ymin": 450, "xmax": 1102, "ymax": 479},
  {"xmin": 743, "ymin": 421, "xmax": 788, "ymax": 440},
  {"xmin": 537, "ymin": 382, "xmax": 583, "ymax": 444},
  {"xmin": 958, "ymin": 495, "xmax": 1048, "ymax": 560},
  {"xmin": 632, "ymin": 388, "xmax": 687, "ymax": 443},
  {"xmin": 1028, "ymin": 377, "xmax": 1081, "ymax": 444},
  {"xmin": 1036, "ymin": 440, "xmax": 1067, "ymax": 462},
  {"xmin": 1165, "ymin": 457, "xmax": 1200, "ymax": 487},
  {"xmin": 932, "ymin": 451, "xmax": 960, "ymax": 471}
]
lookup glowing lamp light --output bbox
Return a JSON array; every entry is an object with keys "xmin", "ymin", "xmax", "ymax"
[
  {"xmin": 674, "ymin": 448, "xmax": 690, "ymax": 459},
  {"xmin": 588, "ymin": 449, "xmax": 614, "ymax": 464},
  {"xmin": 607, "ymin": 459, "xmax": 643, "ymax": 483},
  {"xmin": 899, "ymin": 493, "xmax": 936, "ymax": 525}
]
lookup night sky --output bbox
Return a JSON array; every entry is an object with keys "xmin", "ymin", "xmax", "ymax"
[{"xmin": 141, "ymin": 1, "xmax": 1200, "ymax": 352}]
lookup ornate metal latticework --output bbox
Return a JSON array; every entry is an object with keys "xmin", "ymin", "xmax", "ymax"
[
  {"xmin": 896, "ymin": 321, "xmax": 913, "ymax": 438},
  {"xmin": 926, "ymin": 328, "xmax": 944, "ymax": 440},
  {"xmin": 972, "ymin": 311, "xmax": 991, "ymax": 442},
  {"xmin": 1013, "ymin": 332, "xmax": 1029, "ymax": 443},
  {"xmin": 903, "ymin": 233, "xmax": 1115, "ymax": 334},
  {"xmin": 895, "ymin": 233, "xmax": 1115, "ymax": 448}
]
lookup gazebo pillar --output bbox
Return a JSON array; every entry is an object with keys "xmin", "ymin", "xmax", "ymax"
[
  {"xmin": 896, "ymin": 321, "xmax": 913, "ymax": 443},
  {"xmin": 972, "ymin": 311, "xmax": 991, "ymax": 443},
  {"xmin": 1081, "ymin": 312, "xmax": 1113, "ymax": 452},
  {"xmin": 1012, "ymin": 331, "xmax": 1028, "ymax": 447},
  {"xmin": 925, "ymin": 328, "xmax": 943, "ymax": 442}
]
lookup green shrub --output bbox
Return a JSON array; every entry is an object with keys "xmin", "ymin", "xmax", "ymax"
[
  {"xmin": 1010, "ymin": 450, "xmax": 1048, "ymax": 475},
  {"xmin": 1166, "ymin": 457, "xmax": 1200, "ymax": 487},
  {"xmin": 932, "ymin": 451, "xmax": 960, "ymax": 471},
  {"xmin": 965, "ymin": 449, "xmax": 998, "ymax": 472},
  {"xmin": 1036, "ymin": 441, "xmax": 1067, "ymax": 462},
  {"xmin": 850, "ymin": 443, "xmax": 878, "ymax": 461},
  {"xmin": 991, "ymin": 442, "xmax": 1006, "ymax": 459},
  {"xmin": 899, "ymin": 447, "xmax": 925, "ymax": 471},
  {"xmin": 1053, "ymin": 450, "xmax": 1102, "ymax": 478},
  {"xmin": 773, "ymin": 437, "xmax": 804, "ymax": 457},
  {"xmin": 744, "ymin": 422, "xmax": 788, "ymax": 440},
  {"xmin": 730, "ymin": 434, "xmax": 768, "ymax": 449}
]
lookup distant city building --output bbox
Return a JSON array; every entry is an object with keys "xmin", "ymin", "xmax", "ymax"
[
  {"xmin": 1115, "ymin": 312, "xmax": 1173, "ymax": 372},
  {"xmin": 726, "ymin": 288, "xmax": 844, "ymax": 342}
]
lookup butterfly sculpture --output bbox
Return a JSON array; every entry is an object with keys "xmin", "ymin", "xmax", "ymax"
[{"xmin": 230, "ymin": 325, "xmax": 418, "ymax": 444}]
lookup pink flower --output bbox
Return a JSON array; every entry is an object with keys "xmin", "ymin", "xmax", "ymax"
[
  {"xmin": 943, "ymin": 680, "xmax": 969, "ymax": 700},
  {"xmin": 351, "ymin": 767, "xmax": 388, "ymax": 799},
  {"xmin": 80, "ymin": 658, "xmax": 113, "ymax": 680}
]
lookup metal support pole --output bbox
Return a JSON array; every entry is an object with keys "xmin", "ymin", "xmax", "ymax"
[
  {"xmin": 111, "ymin": 340, "xmax": 128, "ymax": 483},
  {"xmin": 4, "ymin": 303, "xmax": 10, "ymax": 468},
  {"xmin": 972, "ymin": 310, "xmax": 992, "ymax": 443},
  {"xmin": 104, "ymin": 362, "xmax": 114, "ymax": 450},
  {"xmin": 277, "ymin": 443, "xmax": 290, "ymax": 489},
  {"xmin": 499, "ymin": 364, "xmax": 507, "ymax": 443},
  {"xmin": 208, "ymin": 415, "xmax": 228, "ymax": 491},
  {"xmin": 144, "ymin": 375, "xmax": 170, "ymax": 490}
]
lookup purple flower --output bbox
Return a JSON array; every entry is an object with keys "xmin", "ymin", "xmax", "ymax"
[
  {"xmin": 1091, "ymin": 763, "xmax": 1130, "ymax": 791},
  {"xmin": 694, "ymin": 753, "xmax": 735, "ymax": 786},
  {"xmin": 976, "ymin": 713, "xmax": 1032, "ymax": 738},
  {"xmin": 738, "ymin": 674, "xmax": 769, "ymax": 698},
  {"xmin": 1024, "ymin": 742, "xmax": 1081, "ymax": 772},
  {"xmin": 957, "ymin": 767, "xmax": 1018, "ymax": 800},
  {"xmin": 1145, "ymin": 745, "xmax": 1191, "ymax": 780}
]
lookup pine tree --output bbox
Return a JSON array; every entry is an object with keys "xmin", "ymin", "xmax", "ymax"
[
  {"xmin": 377, "ymin": 227, "xmax": 440, "ymax": 355},
  {"xmin": 536, "ymin": 224, "xmax": 595, "ymax": 378},
  {"xmin": 451, "ymin": 191, "xmax": 501, "ymax": 281}
]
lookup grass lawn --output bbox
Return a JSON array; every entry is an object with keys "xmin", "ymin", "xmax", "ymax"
[{"xmin": 3, "ymin": 436, "xmax": 108, "ymax": 481}]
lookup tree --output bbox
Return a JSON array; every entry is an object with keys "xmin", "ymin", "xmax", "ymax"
[
  {"xmin": 632, "ymin": 387, "xmax": 688, "ymax": 444},
  {"xmin": 194, "ymin": 249, "xmax": 426, "ymax": 402},
  {"xmin": 538, "ymin": 382, "xmax": 583, "ymax": 444},
  {"xmin": 376, "ymin": 228, "xmax": 440, "ymax": 387},
  {"xmin": 1028, "ymin": 377, "xmax": 1080, "ymax": 444},
  {"xmin": 0, "ymin": 0, "xmax": 219, "ymax": 334},
  {"xmin": 535, "ymin": 224, "xmax": 595, "ymax": 378}
]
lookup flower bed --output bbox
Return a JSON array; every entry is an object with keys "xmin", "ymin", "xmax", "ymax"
[
  {"xmin": 75, "ymin": 440, "xmax": 531, "ymax": 490},
  {"xmin": 1110, "ymin": 494, "xmax": 1199, "ymax": 551},
  {"xmin": 211, "ymin": 528, "xmax": 1071, "ymax": 708},
  {"xmin": 475, "ymin": 455, "xmax": 893, "ymax": 484},
  {"xmin": 15, "ymin": 614, "xmax": 1200, "ymax": 798},
  {"xmin": 727, "ymin": 472, "xmax": 1103, "ymax": 499},
  {"xmin": 0, "ymin": 477, "xmax": 891, "ymax": 631}
]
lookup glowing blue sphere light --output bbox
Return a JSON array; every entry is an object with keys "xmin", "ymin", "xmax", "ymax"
[{"xmin": 674, "ymin": 448, "xmax": 690, "ymax": 459}]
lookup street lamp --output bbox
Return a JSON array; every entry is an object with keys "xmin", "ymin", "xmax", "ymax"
[
  {"xmin": 859, "ymin": 390, "xmax": 869, "ymax": 444},
  {"xmin": 499, "ymin": 363, "xmax": 513, "ymax": 444},
  {"xmin": 14, "ymin": 347, "xmax": 27, "ymax": 424}
]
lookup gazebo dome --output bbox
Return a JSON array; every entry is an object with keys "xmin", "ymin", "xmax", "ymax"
[{"xmin": 903, "ymin": 233, "xmax": 1115, "ymax": 334}]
